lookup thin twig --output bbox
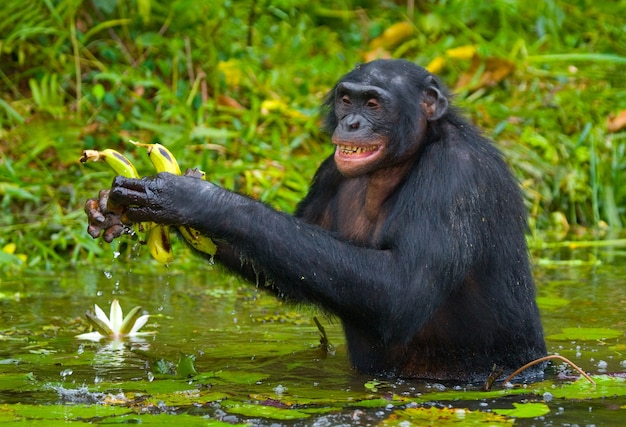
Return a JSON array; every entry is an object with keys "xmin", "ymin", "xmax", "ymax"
[{"xmin": 501, "ymin": 354, "xmax": 596, "ymax": 387}]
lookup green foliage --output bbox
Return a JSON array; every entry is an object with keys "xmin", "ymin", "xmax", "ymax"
[{"xmin": 1, "ymin": 0, "xmax": 626, "ymax": 269}]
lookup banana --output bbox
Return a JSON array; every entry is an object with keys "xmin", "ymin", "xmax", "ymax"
[
  {"xmin": 132, "ymin": 140, "xmax": 217, "ymax": 257},
  {"xmin": 146, "ymin": 222, "xmax": 174, "ymax": 264},
  {"xmin": 81, "ymin": 143, "xmax": 217, "ymax": 262},
  {"xmin": 125, "ymin": 141, "xmax": 177, "ymax": 264},
  {"xmin": 178, "ymin": 225, "xmax": 217, "ymax": 255},
  {"xmin": 130, "ymin": 140, "xmax": 181, "ymax": 175},
  {"xmin": 80, "ymin": 149, "xmax": 139, "ymax": 179}
]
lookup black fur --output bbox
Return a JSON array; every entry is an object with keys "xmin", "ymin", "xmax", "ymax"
[{"xmin": 110, "ymin": 59, "xmax": 546, "ymax": 381}]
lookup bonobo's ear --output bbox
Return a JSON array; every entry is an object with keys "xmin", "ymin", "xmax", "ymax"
[{"xmin": 422, "ymin": 76, "xmax": 448, "ymax": 121}]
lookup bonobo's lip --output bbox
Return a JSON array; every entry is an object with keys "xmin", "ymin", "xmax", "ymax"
[
  {"xmin": 334, "ymin": 143, "xmax": 381, "ymax": 160},
  {"xmin": 335, "ymin": 144, "xmax": 380, "ymax": 156},
  {"xmin": 332, "ymin": 142, "xmax": 383, "ymax": 176}
]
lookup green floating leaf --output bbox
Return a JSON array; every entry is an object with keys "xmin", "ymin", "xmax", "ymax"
[
  {"xmin": 99, "ymin": 412, "xmax": 246, "ymax": 426},
  {"xmin": 536, "ymin": 296, "xmax": 570, "ymax": 310},
  {"xmin": 0, "ymin": 372, "xmax": 38, "ymax": 392},
  {"xmin": 492, "ymin": 402, "xmax": 550, "ymax": 418},
  {"xmin": 226, "ymin": 403, "xmax": 311, "ymax": 420},
  {"xmin": 5, "ymin": 403, "xmax": 129, "ymax": 422},
  {"xmin": 549, "ymin": 375, "xmax": 626, "ymax": 400},
  {"xmin": 547, "ymin": 327, "xmax": 623, "ymax": 341},
  {"xmin": 147, "ymin": 390, "xmax": 228, "ymax": 407},
  {"xmin": 214, "ymin": 370, "xmax": 270, "ymax": 385},
  {"xmin": 380, "ymin": 406, "xmax": 512, "ymax": 425}
]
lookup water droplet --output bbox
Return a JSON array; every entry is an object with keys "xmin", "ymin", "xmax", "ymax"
[
  {"xmin": 103, "ymin": 271, "xmax": 112, "ymax": 279},
  {"xmin": 60, "ymin": 369, "xmax": 73, "ymax": 378},
  {"xmin": 273, "ymin": 384, "xmax": 286, "ymax": 394}
]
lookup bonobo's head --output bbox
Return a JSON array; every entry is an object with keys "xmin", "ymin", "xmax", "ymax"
[{"xmin": 324, "ymin": 59, "xmax": 449, "ymax": 177}]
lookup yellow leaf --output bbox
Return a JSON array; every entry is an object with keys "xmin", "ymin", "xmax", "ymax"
[
  {"xmin": 217, "ymin": 59, "xmax": 244, "ymax": 87},
  {"xmin": 362, "ymin": 47, "xmax": 391, "ymax": 63},
  {"xmin": 426, "ymin": 56, "xmax": 446, "ymax": 74},
  {"xmin": 455, "ymin": 56, "xmax": 515, "ymax": 91},
  {"xmin": 369, "ymin": 22, "xmax": 414, "ymax": 50},
  {"xmin": 261, "ymin": 99, "xmax": 287, "ymax": 115},
  {"xmin": 445, "ymin": 45, "xmax": 477, "ymax": 60},
  {"xmin": 260, "ymin": 99, "xmax": 305, "ymax": 118},
  {"xmin": 3, "ymin": 243, "xmax": 16, "ymax": 255}
]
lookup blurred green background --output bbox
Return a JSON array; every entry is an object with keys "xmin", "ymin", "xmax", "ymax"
[{"xmin": 1, "ymin": 0, "xmax": 625, "ymax": 271}]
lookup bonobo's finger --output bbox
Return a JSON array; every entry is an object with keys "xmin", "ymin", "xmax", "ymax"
[
  {"xmin": 110, "ymin": 176, "xmax": 151, "ymax": 206},
  {"xmin": 124, "ymin": 206, "xmax": 161, "ymax": 224},
  {"xmin": 102, "ymin": 224, "xmax": 126, "ymax": 243},
  {"xmin": 110, "ymin": 186, "xmax": 151, "ymax": 207},
  {"xmin": 112, "ymin": 175, "xmax": 149, "ymax": 191},
  {"xmin": 87, "ymin": 223, "xmax": 102, "ymax": 239},
  {"xmin": 85, "ymin": 198, "xmax": 105, "ymax": 224},
  {"xmin": 98, "ymin": 189, "xmax": 111, "ymax": 211}
]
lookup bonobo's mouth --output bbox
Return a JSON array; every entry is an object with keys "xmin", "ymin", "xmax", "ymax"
[
  {"xmin": 336, "ymin": 144, "xmax": 380, "ymax": 156},
  {"xmin": 332, "ymin": 142, "xmax": 384, "ymax": 176}
]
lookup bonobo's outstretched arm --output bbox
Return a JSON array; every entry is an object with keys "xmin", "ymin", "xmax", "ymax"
[{"xmin": 101, "ymin": 171, "xmax": 467, "ymax": 339}]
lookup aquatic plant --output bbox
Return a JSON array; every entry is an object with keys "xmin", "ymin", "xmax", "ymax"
[{"xmin": 76, "ymin": 299, "xmax": 154, "ymax": 341}]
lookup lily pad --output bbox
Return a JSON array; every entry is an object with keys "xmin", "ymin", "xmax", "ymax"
[
  {"xmin": 214, "ymin": 370, "xmax": 270, "ymax": 385},
  {"xmin": 225, "ymin": 402, "xmax": 311, "ymax": 420},
  {"xmin": 492, "ymin": 402, "xmax": 551, "ymax": 418},
  {"xmin": 536, "ymin": 296, "xmax": 570, "ymax": 310},
  {"xmin": 0, "ymin": 403, "xmax": 129, "ymax": 423},
  {"xmin": 380, "ymin": 406, "xmax": 512, "ymax": 425},
  {"xmin": 547, "ymin": 327, "xmax": 623, "ymax": 341},
  {"xmin": 548, "ymin": 375, "xmax": 626, "ymax": 400}
]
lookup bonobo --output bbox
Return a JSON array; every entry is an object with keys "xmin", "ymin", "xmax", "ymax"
[{"xmin": 85, "ymin": 59, "xmax": 546, "ymax": 382}]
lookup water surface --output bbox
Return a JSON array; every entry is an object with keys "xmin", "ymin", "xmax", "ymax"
[{"xmin": 1, "ymin": 238, "xmax": 625, "ymax": 425}]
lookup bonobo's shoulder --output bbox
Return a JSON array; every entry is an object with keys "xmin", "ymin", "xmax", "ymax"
[
  {"xmin": 311, "ymin": 155, "xmax": 344, "ymax": 185},
  {"xmin": 295, "ymin": 154, "xmax": 343, "ymax": 218},
  {"xmin": 440, "ymin": 117, "xmax": 505, "ymax": 161}
]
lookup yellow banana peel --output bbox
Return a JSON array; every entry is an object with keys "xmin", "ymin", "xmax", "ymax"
[{"xmin": 132, "ymin": 141, "xmax": 217, "ymax": 257}]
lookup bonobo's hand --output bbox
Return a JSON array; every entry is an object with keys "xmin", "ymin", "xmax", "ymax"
[
  {"xmin": 109, "ymin": 172, "xmax": 208, "ymax": 227},
  {"xmin": 85, "ymin": 189, "xmax": 129, "ymax": 243}
]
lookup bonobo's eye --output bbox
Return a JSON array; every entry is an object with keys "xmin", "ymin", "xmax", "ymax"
[
  {"xmin": 366, "ymin": 99, "xmax": 380, "ymax": 109},
  {"xmin": 341, "ymin": 95, "xmax": 352, "ymax": 106}
]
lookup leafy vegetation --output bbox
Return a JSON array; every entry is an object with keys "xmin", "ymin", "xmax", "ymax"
[{"xmin": 1, "ymin": 0, "xmax": 626, "ymax": 271}]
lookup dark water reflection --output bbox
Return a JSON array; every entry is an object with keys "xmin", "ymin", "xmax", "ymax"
[{"xmin": 0, "ymin": 238, "xmax": 625, "ymax": 425}]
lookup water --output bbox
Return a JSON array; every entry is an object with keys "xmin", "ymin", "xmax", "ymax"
[{"xmin": 0, "ymin": 238, "xmax": 625, "ymax": 425}]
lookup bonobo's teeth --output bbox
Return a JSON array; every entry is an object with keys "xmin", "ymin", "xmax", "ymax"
[{"xmin": 339, "ymin": 145, "xmax": 377, "ymax": 155}]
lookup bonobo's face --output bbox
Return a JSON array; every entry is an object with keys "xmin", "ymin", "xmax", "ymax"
[
  {"xmin": 331, "ymin": 81, "xmax": 396, "ymax": 177},
  {"xmin": 327, "ymin": 60, "xmax": 449, "ymax": 178}
]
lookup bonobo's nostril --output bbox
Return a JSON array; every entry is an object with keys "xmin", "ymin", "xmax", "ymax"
[{"xmin": 342, "ymin": 113, "xmax": 361, "ymax": 131}]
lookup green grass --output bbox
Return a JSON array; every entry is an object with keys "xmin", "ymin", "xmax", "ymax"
[{"xmin": 1, "ymin": 0, "xmax": 626, "ymax": 271}]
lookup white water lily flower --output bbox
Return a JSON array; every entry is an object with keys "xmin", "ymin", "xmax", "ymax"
[{"xmin": 76, "ymin": 299, "xmax": 154, "ymax": 341}]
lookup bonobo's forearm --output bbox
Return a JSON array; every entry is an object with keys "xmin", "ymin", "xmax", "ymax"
[
  {"xmin": 212, "ymin": 241, "xmax": 273, "ymax": 289},
  {"xmin": 111, "ymin": 174, "xmax": 399, "ymax": 315}
]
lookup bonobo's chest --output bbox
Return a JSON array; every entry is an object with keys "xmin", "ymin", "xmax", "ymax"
[{"xmin": 332, "ymin": 178, "xmax": 389, "ymax": 246}]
